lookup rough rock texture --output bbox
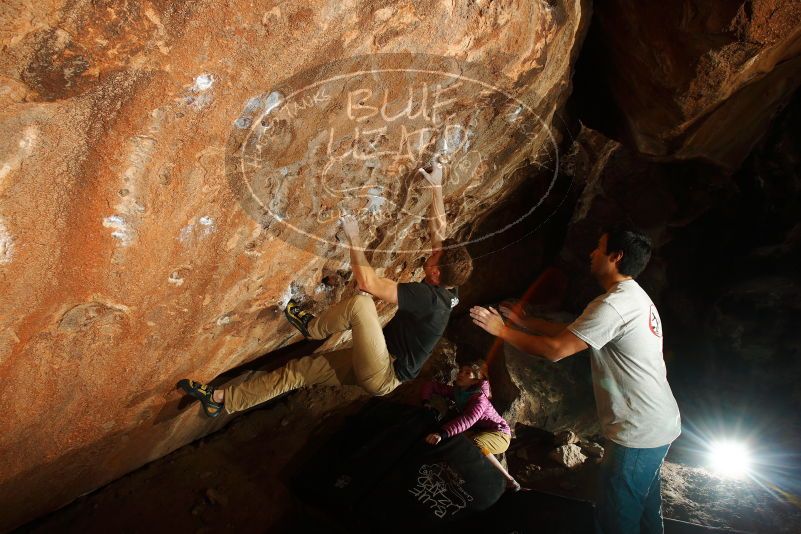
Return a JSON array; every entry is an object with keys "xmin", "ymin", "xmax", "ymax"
[
  {"xmin": 554, "ymin": 429, "xmax": 580, "ymax": 446},
  {"xmin": 579, "ymin": 440, "xmax": 603, "ymax": 459},
  {"xmin": 0, "ymin": 0, "xmax": 590, "ymax": 529},
  {"xmin": 548, "ymin": 443, "xmax": 587, "ymax": 469},
  {"xmin": 574, "ymin": 0, "xmax": 801, "ymax": 169},
  {"xmin": 501, "ymin": 340, "xmax": 598, "ymax": 435}
]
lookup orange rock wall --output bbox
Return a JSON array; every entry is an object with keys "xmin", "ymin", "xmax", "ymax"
[{"xmin": 0, "ymin": 0, "xmax": 588, "ymax": 529}]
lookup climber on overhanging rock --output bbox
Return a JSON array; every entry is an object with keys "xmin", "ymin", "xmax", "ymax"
[
  {"xmin": 179, "ymin": 161, "xmax": 473, "ymax": 418},
  {"xmin": 471, "ymin": 224, "xmax": 681, "ymax": 534}
]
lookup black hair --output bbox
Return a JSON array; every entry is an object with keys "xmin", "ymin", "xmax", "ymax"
[
  {"xmin": 462, "ymin": 359, "xmax": 488, "ymax": 380},
  {"xmin": 603, "ymin": 224, "xmax": 653, "ymax": 278}
]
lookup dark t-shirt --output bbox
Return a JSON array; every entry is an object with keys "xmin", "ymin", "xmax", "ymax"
[{"xmin": 384, "ymin": 282, "xmax": 458, "ymax": 381}]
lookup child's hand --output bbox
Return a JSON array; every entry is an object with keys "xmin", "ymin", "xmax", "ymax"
[{"xmin": 425, "ymin": 433, "xmax": 442, "ymax": 445}]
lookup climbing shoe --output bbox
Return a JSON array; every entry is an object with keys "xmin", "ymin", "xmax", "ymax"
[
  {"xmin": 285, "ymin": 298, "xmax": 315, "ymax": 338},
  {"xmin": 178, "ymin": 379, "xmax": 223, "ymax": 418}
]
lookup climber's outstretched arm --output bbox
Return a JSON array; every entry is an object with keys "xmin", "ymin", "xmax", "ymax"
[
  {"xmin": 418, "ymin": 161, "xmax": 446, "ymax": 251},
  {"xmin": 341, "ymin": 215, "xmax": 398, "ymax": 304}
]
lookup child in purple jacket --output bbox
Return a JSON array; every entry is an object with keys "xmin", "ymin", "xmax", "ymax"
[{"xmin": 422, "ymin": 360, "xmax": 521, "ymax": 491}]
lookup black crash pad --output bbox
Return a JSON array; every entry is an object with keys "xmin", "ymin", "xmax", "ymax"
[{"xmin": 287, "ymin": 398, "xmax": 505, "ymax": 532}]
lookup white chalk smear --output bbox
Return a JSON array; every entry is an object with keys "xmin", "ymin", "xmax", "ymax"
[
  {"xmin": 106, "ymin": 118, "xmax": 162, "ymax": 250},
  {"xmin": 0, "ymin": 126, "xmax": 38, "ymax": 189},
  {"xmin": 277, "ymin": 283, "xmax": 301, "ymax": 310},
  {"xmin": 314, "ymin": 283, "xmax": 333, "ymax": 294},
  {"xmin": 264, "ymin": 91, "xmax": 283, "ymax": 114},
  {"xmin": 103, "ymin": 215, "xmax": 134, "ymax": 246},
  {"xmin": 366, "ymin": 186, "xmax": 386, "ymax": 214},
  {"xmin": 0, "ymin": 218, "xmax": 14, "ymax": 264},
  {"xmin": 178, "ymin": 222, "xmax": 194, "ymax": 243},
  {"xmin": 184, "ymin": 74, "xmax": 215, "ymax": 110},
  {"xmin": 168, "ymin": 271, "xmax": 185, "ymax": 286},
  {"xmin": 194, "ymin": 74, "xmax": 214, "ymax": 92},
  {"xmin": 199, "ymin": 215, "xmax": 215, "ymax": 237},
  {"xmin": 178, "ymin": 215, "xmax": 216, "ymax": 244},
  {"xmin": 440, "ymin": 124, "xmax": 468, "ymax": 155},
  {"xmin": 244, "ymin": 96, "xmax": 262, "ymax": 114},
  {"xmin": 507, "ymin": 105, "xmax": 523, "ymax": 123},
  {"xmin": 234, "ymin": 117, "xmax": 252, "ymax": 129}
]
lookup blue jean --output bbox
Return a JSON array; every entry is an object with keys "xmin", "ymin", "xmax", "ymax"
[{"xmin": 596, "ymin": 441, "xmax": 671, "ymax": 534}]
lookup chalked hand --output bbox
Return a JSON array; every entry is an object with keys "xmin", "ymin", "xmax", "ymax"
[
  {"xmin": 339, "ymin": 214, "xmax": 360, "ymax": 244},
  {"xmin": 418, "ymin": 160, "xmax": 444, "ymax": 187}
]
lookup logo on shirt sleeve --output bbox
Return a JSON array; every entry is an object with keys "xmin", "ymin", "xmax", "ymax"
[{"xmin": 649, "ymin": 305, "xmax": 662, "ymax": 337}]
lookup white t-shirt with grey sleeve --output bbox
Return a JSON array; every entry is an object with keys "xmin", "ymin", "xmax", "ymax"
[{"xmin": 568, "ymin": 279, "xmax": 681, "ymax": 448}]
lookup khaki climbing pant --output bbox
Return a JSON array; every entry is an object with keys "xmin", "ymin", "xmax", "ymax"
[
  {"xmin": 469, "ymin": 430, "xmax": 511, "ymax": 456},
  {"xmin": 224, "ymin": 294, "xmax": 401, "ymax": 414}
]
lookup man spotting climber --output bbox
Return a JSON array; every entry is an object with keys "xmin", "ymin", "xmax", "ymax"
[
  {"xmin": 179, "ymin": 161, "xmax": 473, "ymax": 417},
  {"xmin": 471, "ymin": 225, "xmax": 681, "ymax": 534}
]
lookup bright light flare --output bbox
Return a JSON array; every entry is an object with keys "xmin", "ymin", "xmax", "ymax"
[{"xmin": 708, "ymin": 440, "xmax": 753, "ymax": 478}]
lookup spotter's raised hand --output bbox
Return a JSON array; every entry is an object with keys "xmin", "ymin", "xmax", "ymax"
[{"xmin": 470, "ymin": 305, "xmax": 506, "ymax": 336}]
